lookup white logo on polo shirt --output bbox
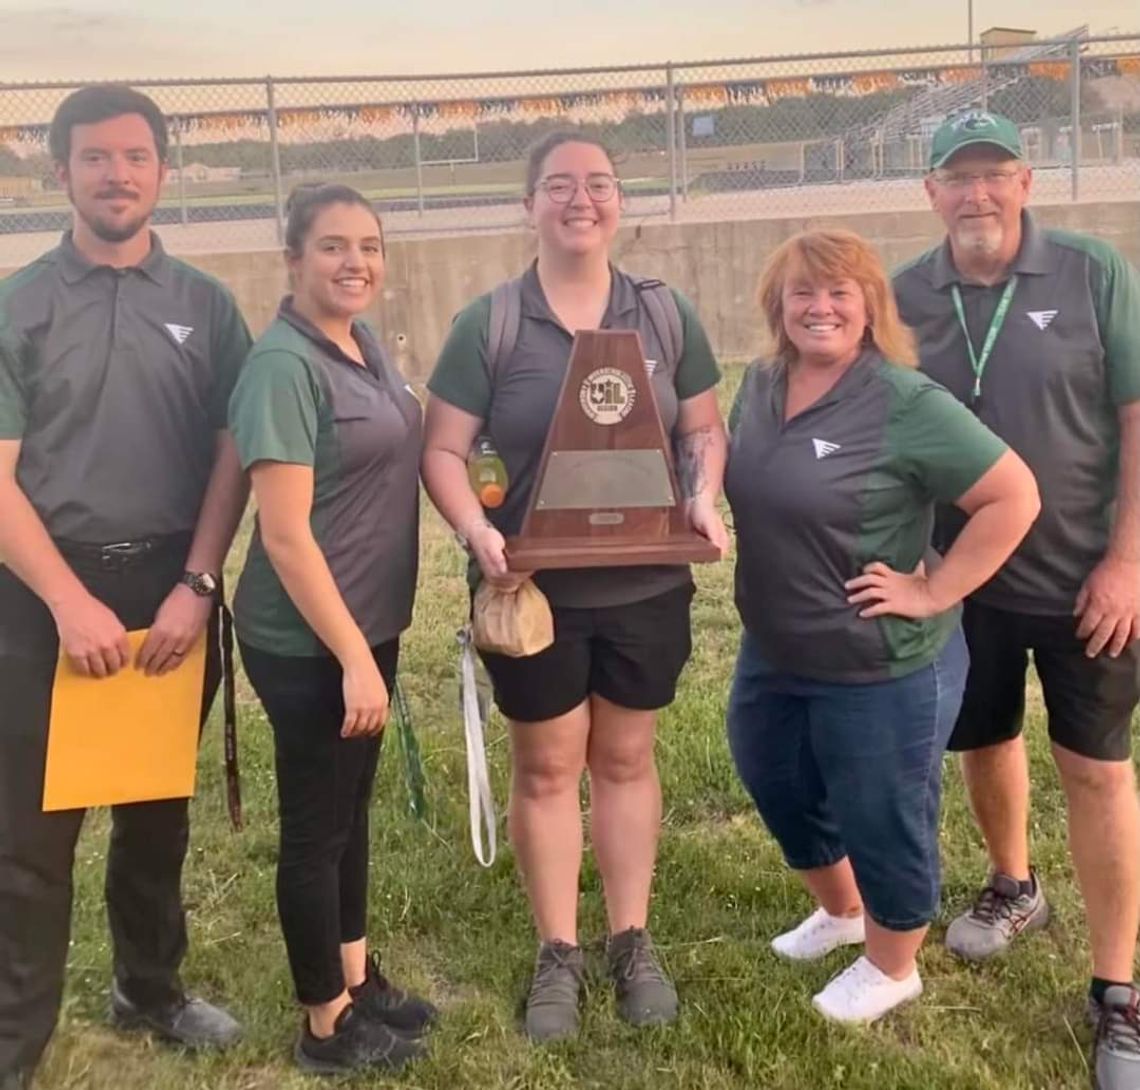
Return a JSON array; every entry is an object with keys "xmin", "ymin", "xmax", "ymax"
[
  {"xmin": 812, "ymin": 438, "xmax": 841, "ymax": 459},
  {"xmin": 1026, "ymin": 310, "xmax": 1058, "ymax": 331},
  {"xmin": 164, "ymin": 323, "xmax": 194, "ymax": 345}
]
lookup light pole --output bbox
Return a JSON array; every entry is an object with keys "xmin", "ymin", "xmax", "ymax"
[{"xmin": 968, "ymin": 0, "xmax": 974, "ymax": 63}]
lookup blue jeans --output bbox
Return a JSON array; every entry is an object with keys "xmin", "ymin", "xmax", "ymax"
[{"xmin": 726, "ymin": 627, "xmax": 969, "ymax": 931}]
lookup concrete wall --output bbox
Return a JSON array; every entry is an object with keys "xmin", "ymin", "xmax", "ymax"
[{"xmin": 6, "ymin": 200, "xmax": 1139, "ymax": 380}]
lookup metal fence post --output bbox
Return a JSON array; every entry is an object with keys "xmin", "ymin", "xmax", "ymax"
[
  {"xmin": 677, "ymin": 88, "xmax": 688, "ymax": 202},
  {"xmin": 173, "ymin": 117, "xmax": 187, "ymax": 227},
  {"xmin": 1070, "ymin": 38, "xmax": 1081, "ymax": 201},
  {"xmin": 412, "ymin": 106, "xmax": 425, "ymax": 217},
  {"xmin": 265, "ymin": 76, "xmax": 285, "ymax": 245},
  {"xmin": 665, "ymin": 63, "xmax": 677, "ymax": 222}
]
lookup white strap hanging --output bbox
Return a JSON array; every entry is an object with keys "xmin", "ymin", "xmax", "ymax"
[{"xmin": 459, "ymin": 627, "xmax": 497, "ymax": 867}]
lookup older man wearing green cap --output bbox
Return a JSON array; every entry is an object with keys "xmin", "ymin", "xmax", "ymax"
[{"xmin": 895, "ymin": 110, "xmax": 1140, "ymax": 1090}]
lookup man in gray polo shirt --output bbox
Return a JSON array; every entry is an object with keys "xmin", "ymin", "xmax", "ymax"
[
  {"xmin": 895, "ymin": 110, "xmax": 1140, "ymax": 1090},
  {"xmin": 0, "ymin": 86, "xmax": 250, "ymax": 1087}
]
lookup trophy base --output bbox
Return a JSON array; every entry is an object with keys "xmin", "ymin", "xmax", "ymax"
[{"xmin": 505, "ymin": 532, "xmax": 720, "ymax": 571}]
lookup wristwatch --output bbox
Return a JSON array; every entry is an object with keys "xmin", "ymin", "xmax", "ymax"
[{"xmin": 180, "ymin": 570, "xmax": 219, "ymax": 598}]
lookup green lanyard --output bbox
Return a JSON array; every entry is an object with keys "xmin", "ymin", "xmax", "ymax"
[{"xmin": 950, "ymin": 274, "xmax": 1018, "ymax": 404}]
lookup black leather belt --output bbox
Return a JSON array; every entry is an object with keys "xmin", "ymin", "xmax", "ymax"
[{"xmin": 55, "ymin": 533, "xmax": 191, "ymax": 570}]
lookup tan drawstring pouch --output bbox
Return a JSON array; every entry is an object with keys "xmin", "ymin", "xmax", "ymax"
[{"xmin": 471, "ymin": 578, "xmax": 555, "ymax": 658}]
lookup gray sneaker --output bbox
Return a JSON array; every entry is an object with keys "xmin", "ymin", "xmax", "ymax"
[
  {"xmin": 1093, "ymin": 985, "xmax": 1140, "ymax": 1090},
  {"xmin": 525, "ymin": 941, "xmax": 584, "ymax": 1042},
  {"xmin": 607, "ymin": 927, "xmax": 679, "ymax": 1027},
  {"xmin": 945, "ymin": 871, "xmax": 1050, "ymax": 962},
  {"xmin": 110, "ymin": 979, "xmax": 242, "ymax": 1051}
]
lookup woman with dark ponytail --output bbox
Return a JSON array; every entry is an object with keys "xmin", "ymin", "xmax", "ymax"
[{"xmin": 228, "ymin": 183, "xmax": 434, "ymax": 1074}]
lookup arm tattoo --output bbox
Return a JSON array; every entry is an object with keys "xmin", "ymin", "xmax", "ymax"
[{"xmin": 676, "ymin": 425, "xmax": 715, "ymax": 500}]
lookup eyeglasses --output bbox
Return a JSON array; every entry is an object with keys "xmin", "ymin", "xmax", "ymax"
[
  {"xmin": 935, "ymin": 168, "xmax": 1023, "ymax": 191},
  {"xmin": 536, "ymin": 173, "xmax": 619, "ymax": 203}
]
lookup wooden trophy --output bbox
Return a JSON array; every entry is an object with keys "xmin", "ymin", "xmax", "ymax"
[{"xmin": 505, "ymin": 329, "xmax": 720, "ymax": 571}]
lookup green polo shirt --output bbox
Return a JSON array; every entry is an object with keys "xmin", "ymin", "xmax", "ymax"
[
  {"xmin": 229, "ymin": 300, "xmax": 422, "ymax": 657},
  {"xmin": 894, "ymin": 212, "xmax": 1140, "ymax": 614},
  {"xmin": 0, "ymin": 232, "xmax": 250, "ymax": 542},
  {"xmin": 726, "ymin": 351, "xmax": 1008, "ymax": 683},
  {"xmin": 427, "ymin": 263, "xmax": 720, "ymax": 608}
]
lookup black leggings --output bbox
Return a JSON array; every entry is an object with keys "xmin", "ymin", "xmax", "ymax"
[{"xmin": 239, "ymin": 639, "xmax": 398, "ymax": 1006}]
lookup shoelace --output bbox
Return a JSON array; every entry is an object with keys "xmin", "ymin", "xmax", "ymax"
[
  {"xmin": 785, "ymin": 916, "xmax": 831, "ymax": 949},
  {"xmin": 970, "ymin": 885, "xmax": 1021, "ymax": 925},
  {"xmin": 1101, "ymin": 998, "xmax": 1140, "ymax": 1057},
  {"xmin": 535, "ymin": 945, "xmax": 580, "ymax": 986},
  {"xmin": 803, "ymin": 914, "xmax": 832, "ymax": 937},
  {"xmin": 364, "ymin": 956, "xmax": 401, "ymax": 1000},
  {"xmin": 616, "ymin": 937, "xmax": 667, "ymax": 984},
  {"xmin": 832, "ymin": 959, "xmax": 875, "ymax": 998}
]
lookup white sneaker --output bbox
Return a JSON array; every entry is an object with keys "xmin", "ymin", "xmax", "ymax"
[
  {"xmin": 811, "ymin": 956, "xmax": 923, "ymax": 1024},
  {"xmin": 770, "ymin": 907, "xmax": 866, "ymax": 961}
]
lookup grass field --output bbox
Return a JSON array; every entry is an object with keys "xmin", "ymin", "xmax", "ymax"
[
  {"xmin": 35, "ymin": 365, "xmax": 1129, "ymax": 1089},
  {"xmin": 0, "ymin": 140, "xmax": 809, "ymax": 220}
]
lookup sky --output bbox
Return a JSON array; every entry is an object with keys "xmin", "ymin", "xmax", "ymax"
[{"xmin": 0, "ymin": 0, "xmax": 1135, "ymax": 83}]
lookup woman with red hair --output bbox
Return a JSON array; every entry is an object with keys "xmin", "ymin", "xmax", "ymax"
[{"xmin": 725, "ymin": 229, "xmax": 1039, "ymax": 1023}]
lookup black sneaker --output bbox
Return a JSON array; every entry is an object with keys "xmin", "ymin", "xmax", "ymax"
[
  {"xmin": 294, "ymin": 1002, "xmax": 425, "ymax": 1076},
  {"xmin": 349, "ymin": 953, "xmax": 439, "ymax": 1036},
  {"xmin": 110, "ymin": 979, "xmax": 242, "ymax": 1051}
]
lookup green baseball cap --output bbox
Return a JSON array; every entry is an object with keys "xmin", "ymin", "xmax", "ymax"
[{"xmin": 929, "ymin": 110, "xmax": 1023, "ymax": 170}]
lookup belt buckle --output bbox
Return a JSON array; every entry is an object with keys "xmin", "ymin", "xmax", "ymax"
[{"xmin": 99, "ymin": 540, "xmax": 147, "ymax": 569}]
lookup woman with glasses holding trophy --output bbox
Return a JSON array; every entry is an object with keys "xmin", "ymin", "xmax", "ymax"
[{"xmin": 422, "ymin": 131, "xmax": 729, "ymax": 1042}]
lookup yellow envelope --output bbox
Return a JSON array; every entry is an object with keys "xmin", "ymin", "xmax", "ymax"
[{"xmin": 43, "ymin": 629, "xmax": 206, "ymax": 811}]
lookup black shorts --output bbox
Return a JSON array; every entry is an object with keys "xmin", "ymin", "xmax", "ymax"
[
  {"xmin": 479, "ymin": 582, "xmax": 695, "ymax": 723},
  {"xmin": 949, "ymin": 599, "xmax": 1140, "ymax": 761}
]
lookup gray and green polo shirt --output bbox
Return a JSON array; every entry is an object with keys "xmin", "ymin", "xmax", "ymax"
[
  {"xmin": 894, "ymin": 212, "xmax": 1140, "ymax": 614},
  {"xmin": 725, "ymin": 351, "xmax": 1007, "ymax": 683},
  {"xmin": 0, "ymin": 231, "xmax": 250, "ymax": 542},
  {"xmin": 427, "ymin": 263, "xmax": 720, "ymax": 609},
  {"xmin": 229, "ymin": 299, "xmax": 422, "ymax": 657}
]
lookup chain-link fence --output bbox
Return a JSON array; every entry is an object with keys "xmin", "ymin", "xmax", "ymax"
[{"xmin": 2, "ymin": 31, "xmax": 1137, "ymax": 265}]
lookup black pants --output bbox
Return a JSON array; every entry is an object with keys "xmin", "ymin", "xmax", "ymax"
[
  {"xmin": 239, "ymin": 640, "xmax": 397, "ymax": 1007},
  {"xmin": 0, "ymin": 547, "xmax": 220, "ymax": 1081}
]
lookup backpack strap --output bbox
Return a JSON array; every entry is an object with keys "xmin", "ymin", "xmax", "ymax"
[
  {"xmin": 632, "ymin": 276, "xmax": 684, "ymax": 371},
  {"xmin": 486, "ymin": 277, "xmax": 523, "ymax": 384},
  {"xmin": 488, "ymin": 274, "xmax": 683, "ymax": 377}
]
